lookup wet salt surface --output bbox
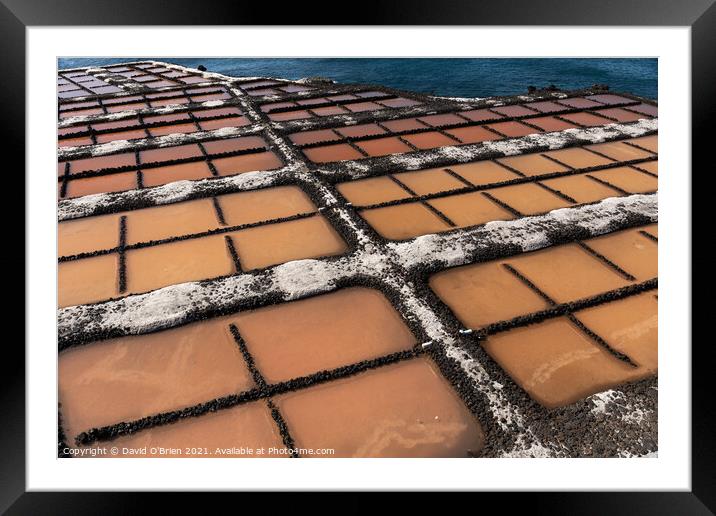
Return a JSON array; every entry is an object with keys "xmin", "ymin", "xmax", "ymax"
[
  {"xmin": 229, "ymin": 214, "xmax": 347, "ymax": 272},
  {"xmin": 508, "ymin": 244, "xmax": 630, "ymax": 302},
  {"xmin": 60, "ymin": 319, "xmax": 255, "ymax": 441},
  {"xmin": 589, "ymin": 167, "xmax": 658, "ymax": 193},
  {"xmin": 356, "ymin": 137, "xmax": 412, "ymax": 157},
  {"xmin": 212, "ymin": 151, "xmax": 283, "ymax": 176},
  {"xmin": 60, "ymin": 287, "xmax": 484, "ymax": 457},
  {"xmin": 394, "ymin": 169, "xmax": 466, "ymax": 195},
  {"xmin": 82, "ymin": 402, "xmax": 285, "ymax": 457},
  {"xmin": 559, "ymin": 112, "xmax": 613, "ymax": 127},
  {"xmin": 233, "ymin": 287, "xmax": 416, "ymax": 382},
  {"xmin": 444, "ymin": 125, "xmax": 501, "ymax": 144},
  {"xmin": 64, "ymin": 172, "xmax": 138, "ymax": 198},
  {"xmin": 336, "ymin": 176, "xmax": 412, "ymax": 206},
  {"xmin": 289, "ymin": 129, "xmax": 341, "ymax": 146},
  {"xmin": 429, "ymin": 225, "xmax": 657, "ymax": 408},
  {"xmin": 58, "ymin": 254, "xmax": 118, "ymax": 308},
  {"xmin": 541, "ymin": 174, "xmax": 621, "ymax": 203},
  {"xmin": 125, "ymin": 198, "xmax": 220, "ymax": 244},
  {"xmin": 126, "ymin": 234, "xmax": 235, "ymax": 295},
  {"xmin": 68, "ymin": 152, "xmax": 135, "ymax": 173},
  {"xmin": 142, "ymin": 162, "xmax": 214, "ymax": 187},
  {"xmin": 525, "ymin": 116, "xmax": 579, "ymax": 132},
  {"xmin": 58, "ymin": 133, "xmax": 285, "ymax": 198},
  {"xmin": 59, "ymin": 185, "xmax": 318, "ymax": 254},
  {"xmin": 487, "ymin": 182, "xmax": 571, "ymax": 215},
  {"xmin": 276, "ymin": 357, "xmax": 485, "ymax": 457},
  {"xmin": 584, "ymin": 228, "xmax": 657, "ymax": 281},
  {"xmin": 630, "ymin": 134, "xmax": 658, "ymax": 153},
  {"xmin": 401, "ymin": 131, "xmax": 457, "ymax": 150},
  {"xmin": 586, "ymin": 141, "xmax": 655, "ymax": 162},
  {"xmin": 497, "ymin": 153, "xmax": 569, "ymax": 177},
  {"xmin": 430, "ymin": 261, "xmax": 549, "ymax": 329},
  {"xmin": 482, "ymin": 318, "xmax": 644, "ymax": 408},
  {"xmin": 58, "ymin": 212, "xmax": 121, "ymax": 256},
  {"xmin": 217, "ymin": 186, "xmax": 316, "ymax": 226},
  {"xmin": 303, "ymin": 143, "xmax": 364, "ymax": 163},
  {"xmin": 338, "ymin": 133, "xmax": 657, "ymax": 241},
  {"xmin": 448, "ymin": 161, "xmax": 519, "ymax": 185},
  {"xmin": 57, "ymin": 185, "xmax": 347, "ymax": 305},
  {"xmin": 487, "ymin": 121, "xmax": 540, "ymax": 138},
  {"xmin": 336, "ymin": 123, "xmax": 387, "ymax": 139},
  {"xmin": 595, "ymin": 108, "xmax": 644, "ymax": 123},
  {"xmin": 574, "ymin": 293, "xmax": 657, "ymax": 371},
  {"xmin": 542, "ymin": 147, "xmax": 614, "ymax": 169},
  {"xmin": 96, "ymin": 129, "xmax": 147, "ymax": 143},
  {"xmin": 428, "ymin": 192, "xmax": 514, "ymax": 228},
  {"xmin": 57, "ymin": 187, "xmax": 657, "ymax": 456},
  {"xmin": 58, "ymin": 120, "xmax": 658, "ymax": 222},
  {"xmin": 360, "ymin": 203, "xmax": 449, "ymax": 240}
]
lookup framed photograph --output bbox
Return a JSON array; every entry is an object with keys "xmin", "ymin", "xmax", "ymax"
[{"xmin": 6, "ymin": 0, "xmax": 709, "ymax": 511}]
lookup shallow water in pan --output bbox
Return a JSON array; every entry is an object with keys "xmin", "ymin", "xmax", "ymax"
[
  {"xmin": 507, "ymin": 243, "xmax": 631, "ymax": 303},
  {"xmin": 125, "ymin": 198, "xmax": 221, "ymax": 244},
  {"xmin": 216, "ymin": 186, "xmax": 316, "ymax": 226},
  {"xmin": 336, "ymin": 176, "xmax": 412, "ymax": 206},
  {"xmin": 59, "ymin": 319, "xmax": 255, "ymax": 441},
  {"xmin": 540, "ymin": 174, "xmax": 622, "ymax": 203},
  {"xmin": 427, "ymin": 191, "xmax": 514, "ymax": 228},
  {"xmin": 400, "ymin": 131, "xmax": 456, "ymax": 150},
  {"xmin": 542, "ymin": 148, "xmax": 614, "ymax": 169},
  {"xmin": 482, "ymin": 317, "xmax": 645, "ymax": 408},
  {"xmin": 447, "ymin": 161, "xmax": 519, "ymax": 185},
  {"xmin": 393, "ymin": 169, "xmax": 465, "ymax": 196},
  {"xmin": 303, "ymin": 143, "xmax": 364, "ymax": 163},
  {"xmin": 125, "ymin": 234, "xmax": 235, "ymax": 295},
  {"xmin": 141, "ymin": 161, "xmax": 213, "ymax": 187},
  {"xmin": 355, "ymin": 137, "xmax": 412, "ymax": 157},
  {"xmin": 443, "ymin": 125, "xmax": 500, "ymax": 144},
  {"xmin": 583, "ymin": 229, "xmax": 658, "ymax": 282},
  {"xmin": 275, "ymin": 357, "xmax": 485, "ymax": 457},
  {"xmin": 430, "ymin": 260, "xmax": 550, "ymax": 329},
  {"xmin": 486, "ymin": 182, "xmax": 570, "ymax": 215},
  {"xmin": 360, "ymin": 203, "xmax": 449, "ymax": 240},
  {"xmin": 574, "ymin": 292, "xmax": 658, "ymax": 372},
  {"xmin": 58, "ymin": 212, "xmax": 121, "ymax": 257},
  {"xmin": 211, "ymin": 151, "xmax": 283, "ymax": 175},
  {"xmin": 228, "ymin": 214, "xmax": 347, "ymax": 271},
  {"xmin": 586, "ymin": 141, "xmax": 655, "ymax": 162},
  {"xmin": 497, "ymin": 153, "xmax": 569, "ymax": 177},
  {"xmin": 588, "ymin": 167, "xmax": 658, "ymax": 193},
  {"xmin": 233, "ymin": 287, "xmax": 416, "ymax": 383},
  {"xmin": 63, "ymin": 171, "xmax": 139, "ymax": 198},
  {"xmin": 58, "ymin": 254, "xmax": 118, "ymax": 307}
]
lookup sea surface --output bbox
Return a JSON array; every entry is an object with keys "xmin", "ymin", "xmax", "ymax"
[{"xmin": 58, "ymin": 58, "xmax": 657, "ymax": 100}]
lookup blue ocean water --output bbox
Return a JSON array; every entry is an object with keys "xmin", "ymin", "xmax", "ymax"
[{"xmin": 58, "ymin": 58, "xmax": 657, "ymax": 100}]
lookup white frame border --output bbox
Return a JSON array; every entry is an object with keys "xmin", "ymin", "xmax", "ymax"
[{"xmin": 27, "ymin": 26, "xmax": 690, "ymax": 491}]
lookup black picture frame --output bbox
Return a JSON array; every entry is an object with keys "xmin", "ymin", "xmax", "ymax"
[{"xmin": 3, "ymin": 0, "xmax": 709, "ymax": 512}]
